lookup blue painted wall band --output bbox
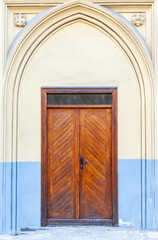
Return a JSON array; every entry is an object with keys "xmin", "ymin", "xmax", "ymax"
[{"xmin": 0, "ymin": 159, "xmax": 157, "ymax": 233}]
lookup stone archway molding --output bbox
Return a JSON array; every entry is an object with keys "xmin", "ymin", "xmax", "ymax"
[{"xmin": 2, "ymin": 0, "xmax": 156, "ymax": 233}]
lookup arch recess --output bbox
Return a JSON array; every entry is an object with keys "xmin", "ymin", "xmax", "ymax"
[{"xmin": 2, "ymin": 0, "xmax": 156, "ymax": 232}]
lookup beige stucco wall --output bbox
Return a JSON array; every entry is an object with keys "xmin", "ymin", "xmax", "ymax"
[
  {"xmin": 5, "ymin": 2, "xmax": 155, "ymax": 59},
  {"xmin": 18, "ymin": 21, "xmax": 140, "ymax": 161},
  {"xmin": 0, "ymin": 0, "xmax": 156, "ymax": 165}
]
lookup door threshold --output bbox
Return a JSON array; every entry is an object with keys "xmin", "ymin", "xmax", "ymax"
[{"xmin": 46, "ymin": 219, "xmax": 113, "ymax": 226}]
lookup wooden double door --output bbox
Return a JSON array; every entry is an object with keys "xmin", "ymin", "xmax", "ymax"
[{"xmin": 41, "ymin": 88, "xmax": 118, "ymax": 226}]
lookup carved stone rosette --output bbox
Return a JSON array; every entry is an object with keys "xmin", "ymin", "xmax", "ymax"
[
  {"xmin": 14, "ymin": 13, "xmax": 27, "ymax": 27},
  {"xmin": 131, "ymin": 13, "xmax": 145, "ymax": 27}
]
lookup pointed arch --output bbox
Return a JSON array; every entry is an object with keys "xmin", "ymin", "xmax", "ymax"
[{"xmin": 2, "ymin": 0, "xmax": 156, "ymax": 233}]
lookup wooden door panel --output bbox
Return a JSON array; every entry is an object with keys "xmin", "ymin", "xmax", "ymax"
[
  {"xmin": 79, "ymin": 108, "xmax": 112, "ymax": 219},
  {"xmin": 47, "ymin": 108, "xmax": 78, "ymax": 219},
  {"xmin": 41, "ymin": 88, "xmax": 118, "ymax": 226}
]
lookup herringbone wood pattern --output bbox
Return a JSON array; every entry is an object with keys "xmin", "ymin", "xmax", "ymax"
[
  {"xmin": 47, "ymin": 108, "xmax": 112, "ymax": 220},
  {"xmin": 47, "ymin": 109, "xmax": 76, "ymax": 219},
  {"xmin": 79, "ymin": 109, "xmax": 112, "ymax": 219}
]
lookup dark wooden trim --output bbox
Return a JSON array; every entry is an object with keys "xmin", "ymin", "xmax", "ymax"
[
  {"xmin": 47, "ymin": 219, "xmax": 112, "ymax": 226},
  {"xmin": 41, "ymin": 88, "xmax": 48, "ymax": 227},
  {"xmin": 41, "ymin": 87, "xmax": 118, "ymax": 226},
  {"xmin": 75, "ymin": 109, "xmax": 80, "ymax": 219},
  {"xmin": 112, "ymin": 89, "xmax": 118, "ymax": 226},
  {"xmin": 47, "ymin": 104, "xmax": 112, "ymax": 109},
  {"xmin": 41, "ymin": 87, "xmax": 117, "ymax": 94}
]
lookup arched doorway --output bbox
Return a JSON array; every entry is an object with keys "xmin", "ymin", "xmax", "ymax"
[{"xmin": 2, "ymin": 0, "xmax": 156, "ymax": 233}]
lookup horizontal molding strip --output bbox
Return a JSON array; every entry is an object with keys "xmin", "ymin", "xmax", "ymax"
[{"xmin": 4, "ymin": 0, "xmax": 155, "ymax": 5}]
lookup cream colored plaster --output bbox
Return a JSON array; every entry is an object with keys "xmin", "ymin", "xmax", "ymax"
[
  {"xmin": 108, "ymin": 5, "xmax": 153, "ymax": 54},
  {"xmin": 18, "ymin": 21, "xmax": 139, "ymax": 161},
  {"xmin": 5, "ymin": 4, "xmax": 153, "ymax": 58},
  {"xmin": 2, "ymin": 0, "xmax": 156, "ymax": 164},
  {"xmin": 3, "ymin": 0, "xmax": 156, "ymax": 4}
]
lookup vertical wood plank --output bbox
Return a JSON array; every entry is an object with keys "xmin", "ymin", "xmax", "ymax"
[
  {"xmin": 41, "ymin": 89, "xmax": 48, "ymax": 226},
  {"xmin": 79, "ymin": 109, "xmax": 86, "ymax": 218},
  {"xmin": 112, "ymin": 89, "xmax": 118, "ymax": 225},
  {"xmin": 79, "ymin": 108, "xmax": 112, "ymax": 219},
  {"xmin": 75, "ymin": 109, "xmax": 80, "ymax": 219}
]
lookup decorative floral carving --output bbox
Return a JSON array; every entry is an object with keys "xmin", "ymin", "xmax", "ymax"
[
  {"xmin": 131, "ymin": 13, "xmax": 145, "ymax": 27},
  {"xmin": 14, "ymin": 13, "xmax": 27, "ymax": 27}
]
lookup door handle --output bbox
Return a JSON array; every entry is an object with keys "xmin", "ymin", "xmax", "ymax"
[{"xmin": 80, "ymin": 156, "xmax": 88, "ymax": 169}]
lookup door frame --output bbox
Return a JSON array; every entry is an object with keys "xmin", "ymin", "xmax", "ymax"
[{"xmin": 41, "ymin": 87, "xmax": 118, "ymax": 226}]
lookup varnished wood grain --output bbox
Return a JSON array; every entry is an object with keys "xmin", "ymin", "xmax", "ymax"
[
  {"xmin": 41, "ymin": 87, "xmax": 118, "ymax": 226},
  {"xmin": 112, "ymin": 89, "xmax": 118, "ymax": 225},
  {"xmin": 47, "ymin": 109, "xmax": 77, "ymax": 219},
  {"xmin": 41, "ymin": 89, "xmax": 48, "ymax": 226},
  {"xmin": 47, "ymin": 219, "xmax": 112, "ymax": 226},
  {"xmin": 75, "ymin": 109, "xmax": 80, "ymax": 219},
  {"xmin": 42, "ymin": 87, "xmax": 117, "ymax": 94},
  {"xmin": 79, "ymin": 109, "xmax": 112, "ymax": 219}
]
